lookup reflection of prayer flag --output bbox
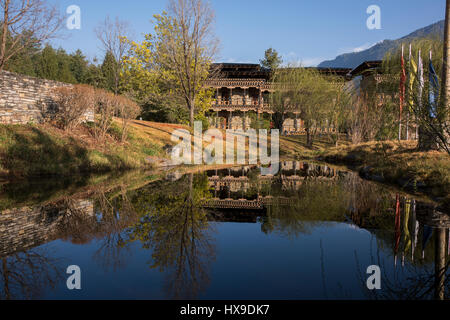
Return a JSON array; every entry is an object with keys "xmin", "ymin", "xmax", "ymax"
[
  {"xmin": 403, "ymin": 199, "xmax": 412, "ymax": 253},
  {"xmin": 411, "ymin": 200, "xmax": 419, "ymax": 260},
  {"xmin": 394, "ymin": 195, "xmax": 401, "ymax": 266},
  {"xmin": 429, "ymin": 51, "xmax": 439, "ymax": 118}
]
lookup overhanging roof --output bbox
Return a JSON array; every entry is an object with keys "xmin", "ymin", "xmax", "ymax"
[{"xmin": 348, "ymin": 60, "xmax": 382, "ymax": 78}]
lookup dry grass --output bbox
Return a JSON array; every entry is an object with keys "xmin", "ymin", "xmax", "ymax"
[
  {"xmin": 280, "ymin": 134, "xmax": 351, "ymax": 159},
  {"xmin": 320, "ymin": 140, "xmax": 450, "ymax": 199}
]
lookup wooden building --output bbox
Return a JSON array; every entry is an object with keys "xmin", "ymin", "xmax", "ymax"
[{"xmin": 204, "ymin": 63, "xmax": 351, "ymax": 133}]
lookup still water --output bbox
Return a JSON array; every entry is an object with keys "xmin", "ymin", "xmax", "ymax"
[{"xmin": 0, "ymin": 161, "xmax": 448, "ymax": 300}]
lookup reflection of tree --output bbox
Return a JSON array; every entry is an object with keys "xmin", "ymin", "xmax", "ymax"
[
  {"xmin": 262, "ymin": 179, "xmax": 350, "ymax": 238},
  {"xmin": 124, "ymin": 173, "xmax": 215, "ymax": 299},
  {"xmin": 0, "ymin": 249, "xmax": 63, "ymax": 300},
  {"xmin": 92, "ymin": 186, "xmax": 138, "ymax": 272}
]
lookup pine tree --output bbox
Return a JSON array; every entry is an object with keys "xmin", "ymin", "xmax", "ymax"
[
  {"xmin": 70, "ymin": 49, "xmax": 89, "ymax": 83},
  {"xmin": 101, "ymin": 51, "xmax": 118, "ymax": 92},
  {"xmin": 36, "ymin": 45, "xmax": 59, "ymax": 80}
]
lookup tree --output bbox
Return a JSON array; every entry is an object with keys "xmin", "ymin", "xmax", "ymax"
[
  {"xmin": 441, "ymin": 0, "xmax": 450, "ymax": 150},
  {"xmin": 70, "ymin": 49, "xmax": 89, "ymax": 84},
  {"xmin": 95, "ymin": 16, "xmax": 132, "ymax": 94},
  {"xmin": 35, "ymin": 44, "xmax": 58, "ymax": 80},
  {"xmin": 101, "ymin": 51, "xmax": 118, "ymax": 92},
  {"xmin": 121, "ymin": 0, "xmax": 218, "ymax": 127},
  {"xmin": 0, "ymin": 0, "xmax": 63, "ymax": 70},
  {"xmin": 153, "ymin": 0, "xmax": 218, "ymax": 127},
  {"xmin": 270, "ymin": 65, "xmax": 336, "ymax": 146},
  {"xmin": 260, "ymin": 47, "xmax": 283, "ymax": 71}
]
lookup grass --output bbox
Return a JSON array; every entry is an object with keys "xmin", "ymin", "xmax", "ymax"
[
  {"xmin": 0, "ymin": 120, "xmax": 171, "ymax": 179},
  {"xmin": 280, "ymin": 134, "xmax": 351, "ymax": 159},
  {"xmin": 317, "ymin": 140, "xmax": 450, "ymax": 201}
]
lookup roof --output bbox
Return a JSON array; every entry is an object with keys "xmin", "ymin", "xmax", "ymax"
[
  {"xmin": 210, "ymin": 63, "xmax": 271, "ymax": 80},
  {"xmin": 209, "ymin": 63, "xmax": 352, "ymax": 80},
  {"xmin": 348, "ymin": 60, "xmax": 382, "ymax": 78}
]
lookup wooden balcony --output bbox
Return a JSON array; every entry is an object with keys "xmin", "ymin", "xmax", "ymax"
[
  {"xmin": 204, "ymin": 78, "xmax": 275, "ymax": 91},
  {"xmin": 210, "ymin": 100, "xmax": 273, "ymax": 113}
]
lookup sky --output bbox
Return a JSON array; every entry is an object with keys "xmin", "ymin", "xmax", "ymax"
[{"xmin": 49, "ymin": 0, "xmax": 446, "ymax": 66}]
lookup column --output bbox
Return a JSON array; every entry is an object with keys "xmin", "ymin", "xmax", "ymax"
[
  {"xmin": 216, "ymin": 111, "xmax": 219, "ymax": 128},
  {"xmin": 294, "ymin": 113, "xmax": 298, "ymax": 132}
]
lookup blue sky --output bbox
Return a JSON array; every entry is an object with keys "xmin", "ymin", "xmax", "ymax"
[{"xmin": 50, "ymin": 0, "xmax": 445, "ymax": 66}]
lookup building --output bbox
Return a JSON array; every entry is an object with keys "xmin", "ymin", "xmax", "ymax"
[{"xmin": 204, "ymin": 63, "xmax": 351, "ymax": 134}]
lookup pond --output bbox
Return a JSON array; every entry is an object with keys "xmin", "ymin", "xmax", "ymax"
[{"xmin": 0, "ymin": 161, "xmax": 448, "ymax": 300}]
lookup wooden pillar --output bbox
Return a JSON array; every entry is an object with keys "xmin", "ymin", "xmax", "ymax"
[
  {"xmin": 216, "ymin": 111, "xmax": 219, "ymax": 128},
  {"xmin": 243, "ymin": 111, "xmax": 246, "ymax": 131},
  {"xmin": 229, "ymin": 110, "xmax": 233, "ymax": 130},
  {"xmin": 294, "ymin": 113, "xmax": 298, "ymax": 132}
]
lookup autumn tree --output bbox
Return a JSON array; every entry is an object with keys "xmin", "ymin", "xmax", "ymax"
[
  {"xmin": 0, "ymin": 0, "xmax": 63, "ymax": 70},
  {"xmin": 122, "ymin": 0, "xmax": 218, "ymax": 127}
]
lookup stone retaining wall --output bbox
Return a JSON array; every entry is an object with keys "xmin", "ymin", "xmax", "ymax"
[{"xmin": 0, "ymin": 70, "xmax": 94, "ymax": 124}]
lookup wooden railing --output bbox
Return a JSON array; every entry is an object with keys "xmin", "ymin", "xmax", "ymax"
[{"xmin": 204, "ymin": 78, "xmax": 275, "ymax": 91}]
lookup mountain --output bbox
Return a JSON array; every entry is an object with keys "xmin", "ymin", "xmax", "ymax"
[{"xmin": 318, "ymin": 20, "xmax": 444, "ymax": 69}]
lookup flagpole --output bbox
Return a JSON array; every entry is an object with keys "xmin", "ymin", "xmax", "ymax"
[
  {"xmin": 417, "ymin": 50, "xmax": 422, "ymax": 140},
  {"xmin": 399, "ymin": 45, "xmax": 404, "ymax": 141},
  {"xmin": 407, "ymin": 44, "xmax": 412, "ymax": 141}
]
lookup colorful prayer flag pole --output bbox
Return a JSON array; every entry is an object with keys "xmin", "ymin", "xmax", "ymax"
[{"xmin": 399, "ymin": 45, "xmax": 406, "ymax": 140}]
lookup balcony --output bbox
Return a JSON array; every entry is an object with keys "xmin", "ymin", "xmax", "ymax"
[
  {"xmin": 210, "ymin": 99, "xmax": 273, "ymax": 113},
  {"xmin": 204, "ymin": 78, "xmax": 275, "ymax": 91}
]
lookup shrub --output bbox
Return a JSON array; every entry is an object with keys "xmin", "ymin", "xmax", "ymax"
[
  {"xmin": 52, "ymin": 85, "xmax": 141, "ymax": 142},
  {"xmin": 52, "ymin": 85, "xmax": 95, "ymax": 130}
]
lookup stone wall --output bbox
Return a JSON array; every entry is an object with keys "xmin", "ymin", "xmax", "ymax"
[{"xmin": 0, "ymin": 70, "xmax": 94, "ymax": 124}]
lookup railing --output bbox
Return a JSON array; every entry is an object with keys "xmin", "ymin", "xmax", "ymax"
[
  {"xmin": 210, "ymin": 103, "xmax": 273, "ymax": 112},
  {"xmin": 204, "ymin": 78, "xmax": 275, "ymax": 91},
  {"xmin": 204, "ymin": 78, "xmax": 265, "ymax": 88}
]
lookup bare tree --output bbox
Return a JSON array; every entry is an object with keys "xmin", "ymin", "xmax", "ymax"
[
  {"xmin": 0, "ymin": 0, "xmax": 63, "ymax": 70},
  {"xmin": 95, "ymin": 16, "xmax": 133, "ymax": 94}
]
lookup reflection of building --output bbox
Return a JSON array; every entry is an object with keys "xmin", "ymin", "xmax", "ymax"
[
  {"xmin": 204, "ymin": 161, "xmax": 342, "ymax": 210},
  {"xmin": 204, "ymin": 63, "xmax": 351, "ymax": 133}
]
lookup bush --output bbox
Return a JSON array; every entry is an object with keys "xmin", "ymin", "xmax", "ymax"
[
  {"xmin": 52, "ymin": 85, "xmax": 141, "ymax": 142},
  {"xmin": 51, "ymin": 85, "xmax": 95, "ymax": 130}
]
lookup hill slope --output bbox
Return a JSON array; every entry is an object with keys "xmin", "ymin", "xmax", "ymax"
[{"xmin": 318, "ymin": 20, "xmax": 444, "ymax": 69}]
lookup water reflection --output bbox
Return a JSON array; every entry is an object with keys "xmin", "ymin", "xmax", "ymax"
[{"xmin": 0, "ymin": 162, "xmax": 448, "ymax": 300}]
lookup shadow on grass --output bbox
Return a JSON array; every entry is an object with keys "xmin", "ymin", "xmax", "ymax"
[{"xmin": 1, "ymin": 126, "xmax": 90, "ymax": 178}]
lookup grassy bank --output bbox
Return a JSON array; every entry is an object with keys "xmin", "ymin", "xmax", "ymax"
[
  {"xmin": 281, "ymin": 135, "xmax": 449, "ymax": 207},
  {"xmin": 0, "ymin": 120, "xmax": 181, "ymax": 179},
  {"xmin": 322, "ymin": 141, "xmax": 449, "ymax": 202}
]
